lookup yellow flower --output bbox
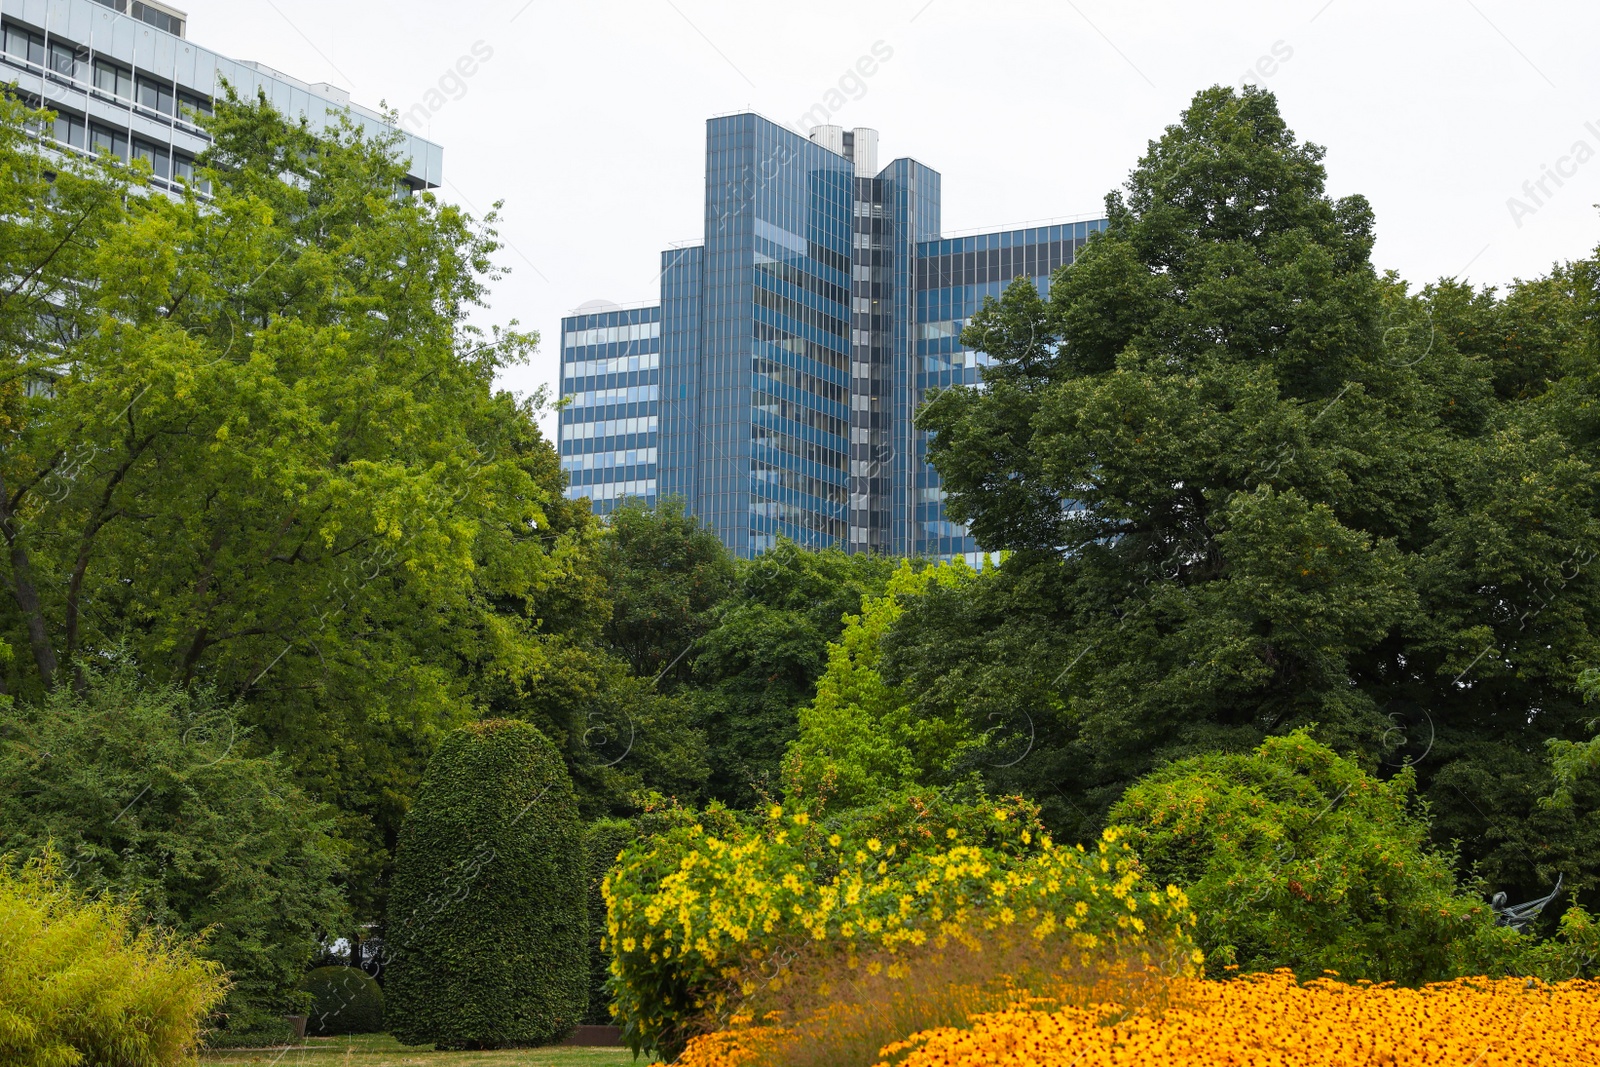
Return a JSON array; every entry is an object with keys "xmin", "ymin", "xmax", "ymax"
[
  {"xmin": 867, "ymin": 838, "xmax": 882, "ymax": 852},
  {"xmin": 829, "ymin": 833, "xmax": 842, "ymax": 847}
]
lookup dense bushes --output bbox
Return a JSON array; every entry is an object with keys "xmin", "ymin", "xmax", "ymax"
[
  {"xmin": 385, "ymin": 719, "xmax": 587, "ymax": 1048},
  {"xmin": 0, "ymin": 668, "xmax": 347, "ymax": 1040},
  {"xmin": 585, "ymin": 818, "xmax": 638, "ymax": 1025},
  {"xmin": 1109, "ymin": 731, "xmax": 1590, "ymax": 983},
  {"xmin": 0, "ymin": 851, "xmax": 228, "ymax": 1067},
  {"xmin": 303, "ymin": 966, "xmax": 384, "ymax": 1035},
  {"xmin": 782, "ymin": 560, "xmax": 976, "ymax": 811},
  {"xmin": 604, "ymin": 792, "xmax": 1197, "ymax": 1058}
]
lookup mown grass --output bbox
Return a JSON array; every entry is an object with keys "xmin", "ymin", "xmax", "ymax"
[{"xmin": 201, "ymin": 1032, "xmax": 649, "ymax": 1067}]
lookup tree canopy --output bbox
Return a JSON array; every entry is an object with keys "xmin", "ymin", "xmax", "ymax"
[{"xmin": 913, "ymin": 84, "xmax": 1600, "ymax": 907}]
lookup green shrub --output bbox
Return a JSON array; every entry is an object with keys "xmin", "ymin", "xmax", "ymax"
[
  {"xmin": 1110, "ymin": 730, "xmax": 1525, "ymax": 984},
  {"xmin": 385, "ymin": 719, "xmax": 587, "ymax": 1048},
  {"xmin": 0, "ymin": 850, "xmax": 228, "ymax": 1067},
  {"xmin": 585, "ymin": 818, "xmax": 638, "ymax": 1025},
  {"xmin": 0, "ymin": 668, "xmax": 347, "ymax": 1036},
  {"xmin": 303, "ymin": 966, "xmax": 383, "ymax": 1035}
]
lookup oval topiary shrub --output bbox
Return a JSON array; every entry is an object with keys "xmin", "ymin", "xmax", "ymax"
[
  {"xmin": 303, "ymin": 966, "xmax": 383, "ymax": 1035},
  {"xmin": 384, "ymin": 719, "xmax": 587, "ymax": 1049}
]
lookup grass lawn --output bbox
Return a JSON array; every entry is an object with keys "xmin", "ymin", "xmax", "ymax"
[{"xmin": 201, "ymin": 1033, "xmax": 651, "ymax": 1067}]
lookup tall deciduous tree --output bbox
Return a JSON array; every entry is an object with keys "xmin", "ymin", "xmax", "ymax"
[
  {"xmin": 914, "ymin": 85, "xmax": 1600, "ymax": 905},
  {"xmin": 0, "ymin": 91, "xmax": 601, "ymax": 919},
  {"xmin": 692, "ymin": 540, "xmax": 898, "ymax": 807}
]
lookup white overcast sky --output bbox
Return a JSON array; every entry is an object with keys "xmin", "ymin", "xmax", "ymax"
[{"xmin": 177, "ymin": 0, "xmax": 1600, "ymax": 432}]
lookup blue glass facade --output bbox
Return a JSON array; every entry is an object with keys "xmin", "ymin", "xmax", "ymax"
[
  {"xmin": 558, "ymin": 304, "xmax": 661, "ymax": 516},
  {"xmin": 694, "ymin": 114, "xmax": 855, "ymax": 556},
  {"xmin": 558, "ymin": 111, "xmax": 1106, "ymax": 561},
  {"xmin": 911, "ymin": 220, "xmax": 1107, "ymax": 561},
  {"xmin": 658, "ymin": 244, "xmax": 702, "ymax": 507}
]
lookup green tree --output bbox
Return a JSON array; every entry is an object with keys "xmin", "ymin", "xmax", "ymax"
[
  {"xmin": 0, "ymin": 91, "xmax": 602, "ymax": 920},
  {"xmin": 783, "ymin": 559, "xmax": 980, "ymax": 810},
  {"xmin": 1111, "ymin": 732, "xmax": 1589, "ymax": 983},
  {"xmin": 385, "ymin": 719, "xmax": 587, "ymax": 1049},
  {"xmin": 496, "ymin": 642, "xmax": 710, "ymax": 819},
  {"xmin": 598, "ymin": 499, "xmax": 736, "ymax": 682},
  {"xmin": 912, "ymin": 86, "xmax": 1600, "ymax": 906},
  {"xmin": 583, "ymin": 817, "xmax": 637, "ymax": 1024},
  {"xmin": 691, "ymin": 541, "xmax": 898, "ymax": 807},
  {"xmin": 0, "ymin": 667, "xmax": 346, "ymax": 1035},
  {"xmin": 1548, "ymin": 667, "xmax": 1600, "ymax": 808}
]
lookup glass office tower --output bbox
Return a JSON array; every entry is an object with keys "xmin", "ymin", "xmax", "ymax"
[
  {"xmin": 559, "ymin": 111, "xmax": 1106, "ymax": 561},
  {"xmin": 558, "ymin": 303, "xmax": 661, "ymax": 516},
  {"xmin": 911, "ymin": 220, "xmax": 1106, "ymax": 561}
]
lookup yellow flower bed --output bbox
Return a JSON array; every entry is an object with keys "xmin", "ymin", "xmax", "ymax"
[
  {"xmin": 874, "ymin": 971, "xmax": 1600, "ymax": 1066},
  {"xmin": 604, "ymin": 803, "xmax": 1197, "ymax": 1057}
]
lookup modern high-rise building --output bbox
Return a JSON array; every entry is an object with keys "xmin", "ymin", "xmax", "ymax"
[
  {"xmin": 558, "ymin": 302, "xmax": 661, "ymax": 515},
  {"xmin": 560, "ymin": 112, "xmax": 1104, "ymax": 561},
  {"xmin": 0, "ymin": 0, "xmax": 442, "ymax": 192}
]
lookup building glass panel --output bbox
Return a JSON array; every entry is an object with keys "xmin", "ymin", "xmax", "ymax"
[
  {"xmin": 563, "ymin": 109, "xmax": 1107, "ymax": 563},
  {"xmin": 558, "ymin": 303, "xmax": 663, "ymax": 516}
]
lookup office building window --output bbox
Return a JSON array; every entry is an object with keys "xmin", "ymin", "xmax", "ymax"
[
  {"xmin": 48, "ymin": 41, "xmax": 84, "ymax": 80},
  {"xmin": 178, "ymin": 90, "xmax": 212, "ymax": 119},
  {"xmin": 89, "ymin": 123, "xmax": 128, "ymax": 161},
  {"xmin": 52, "ymin": 110, "xmax": 86, "ymax": 150},
  {"xmin": 3, "ymin": 23, "xmax": 43, "ymax": 66},
  {"xmin": 91, "ymin": 0, "xmax": 185, "ymax": 37},
  {"xmin": 135, "ymin": 75, "xmax": 174, "ymax": 116},
  {"xmin": 133, "ymin": 138, "xmax": 169, "ymax": 178},
  {"xmin": 93, "ymin": 58, "xmax": 133, "ymax": 99}
]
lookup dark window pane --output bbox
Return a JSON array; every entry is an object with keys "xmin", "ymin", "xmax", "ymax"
[{"xmin": 48, "ymin": 42, "xmax": 79, "ymax": 78}]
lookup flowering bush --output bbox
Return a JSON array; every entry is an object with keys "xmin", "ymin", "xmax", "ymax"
[
  {"xmin": 603, "ymin": 794, "xmax": 1198, "ymax": 1057},
  {"xmin": 871, "ymin": 970, "xmax": 1600, "ymax": 1066}
]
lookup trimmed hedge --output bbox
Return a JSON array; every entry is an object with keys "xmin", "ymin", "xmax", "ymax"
[
  {"xmin": 385, "ymin": 719, "xmax": 587, "ymax": 1048},
  {"xmin": 304, "ymin": 966, "xmax": 383, "ymax": 1035},
  {"xmin": 584, "ymin": 818, "xmax": 638, "ymax": 1024}
]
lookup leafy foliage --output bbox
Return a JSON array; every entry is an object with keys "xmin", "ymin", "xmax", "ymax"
[
  {"xmin": 303, "ymin": 966, "xmax": 384, "ymax": 1036},
  {"xmin": 692, "ymin": 541, "xmax": 898, "ymax": 808},
  {"xmin": 912, "ymin": 84, "xmax": 1600, "ymax": 909},
  {"xmin": 584, "ymin": 817, "xmax": 639, "ymax": 1025},
  {"xmin": 0, "ymin": 850, "xmax": 227, "ymax": 1067},
  {"xmin": 1547, "ymin": 667, "xmax": 1600, "ymax": 808},
  {"xmin": 600, "ymin": 499, "xmax": 736, "ymax": 681},
  {"xmin": 782, "ymin": 560, "xmax": 978, "ymax": 810},
  {"xmin": 0, "ymin": 88, "xmax": 598, "ymax": 924},
  {"xmin": 1110, "ymin": 732, "xmax": 1523, "ymax": 983},
  {"xmin": 0, "ymin": 666, "xmax": 345, "ymax": 1033},
  {"xmin": 385, "ymin": 720, "xmax": 587, "ymax": 1049}
]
